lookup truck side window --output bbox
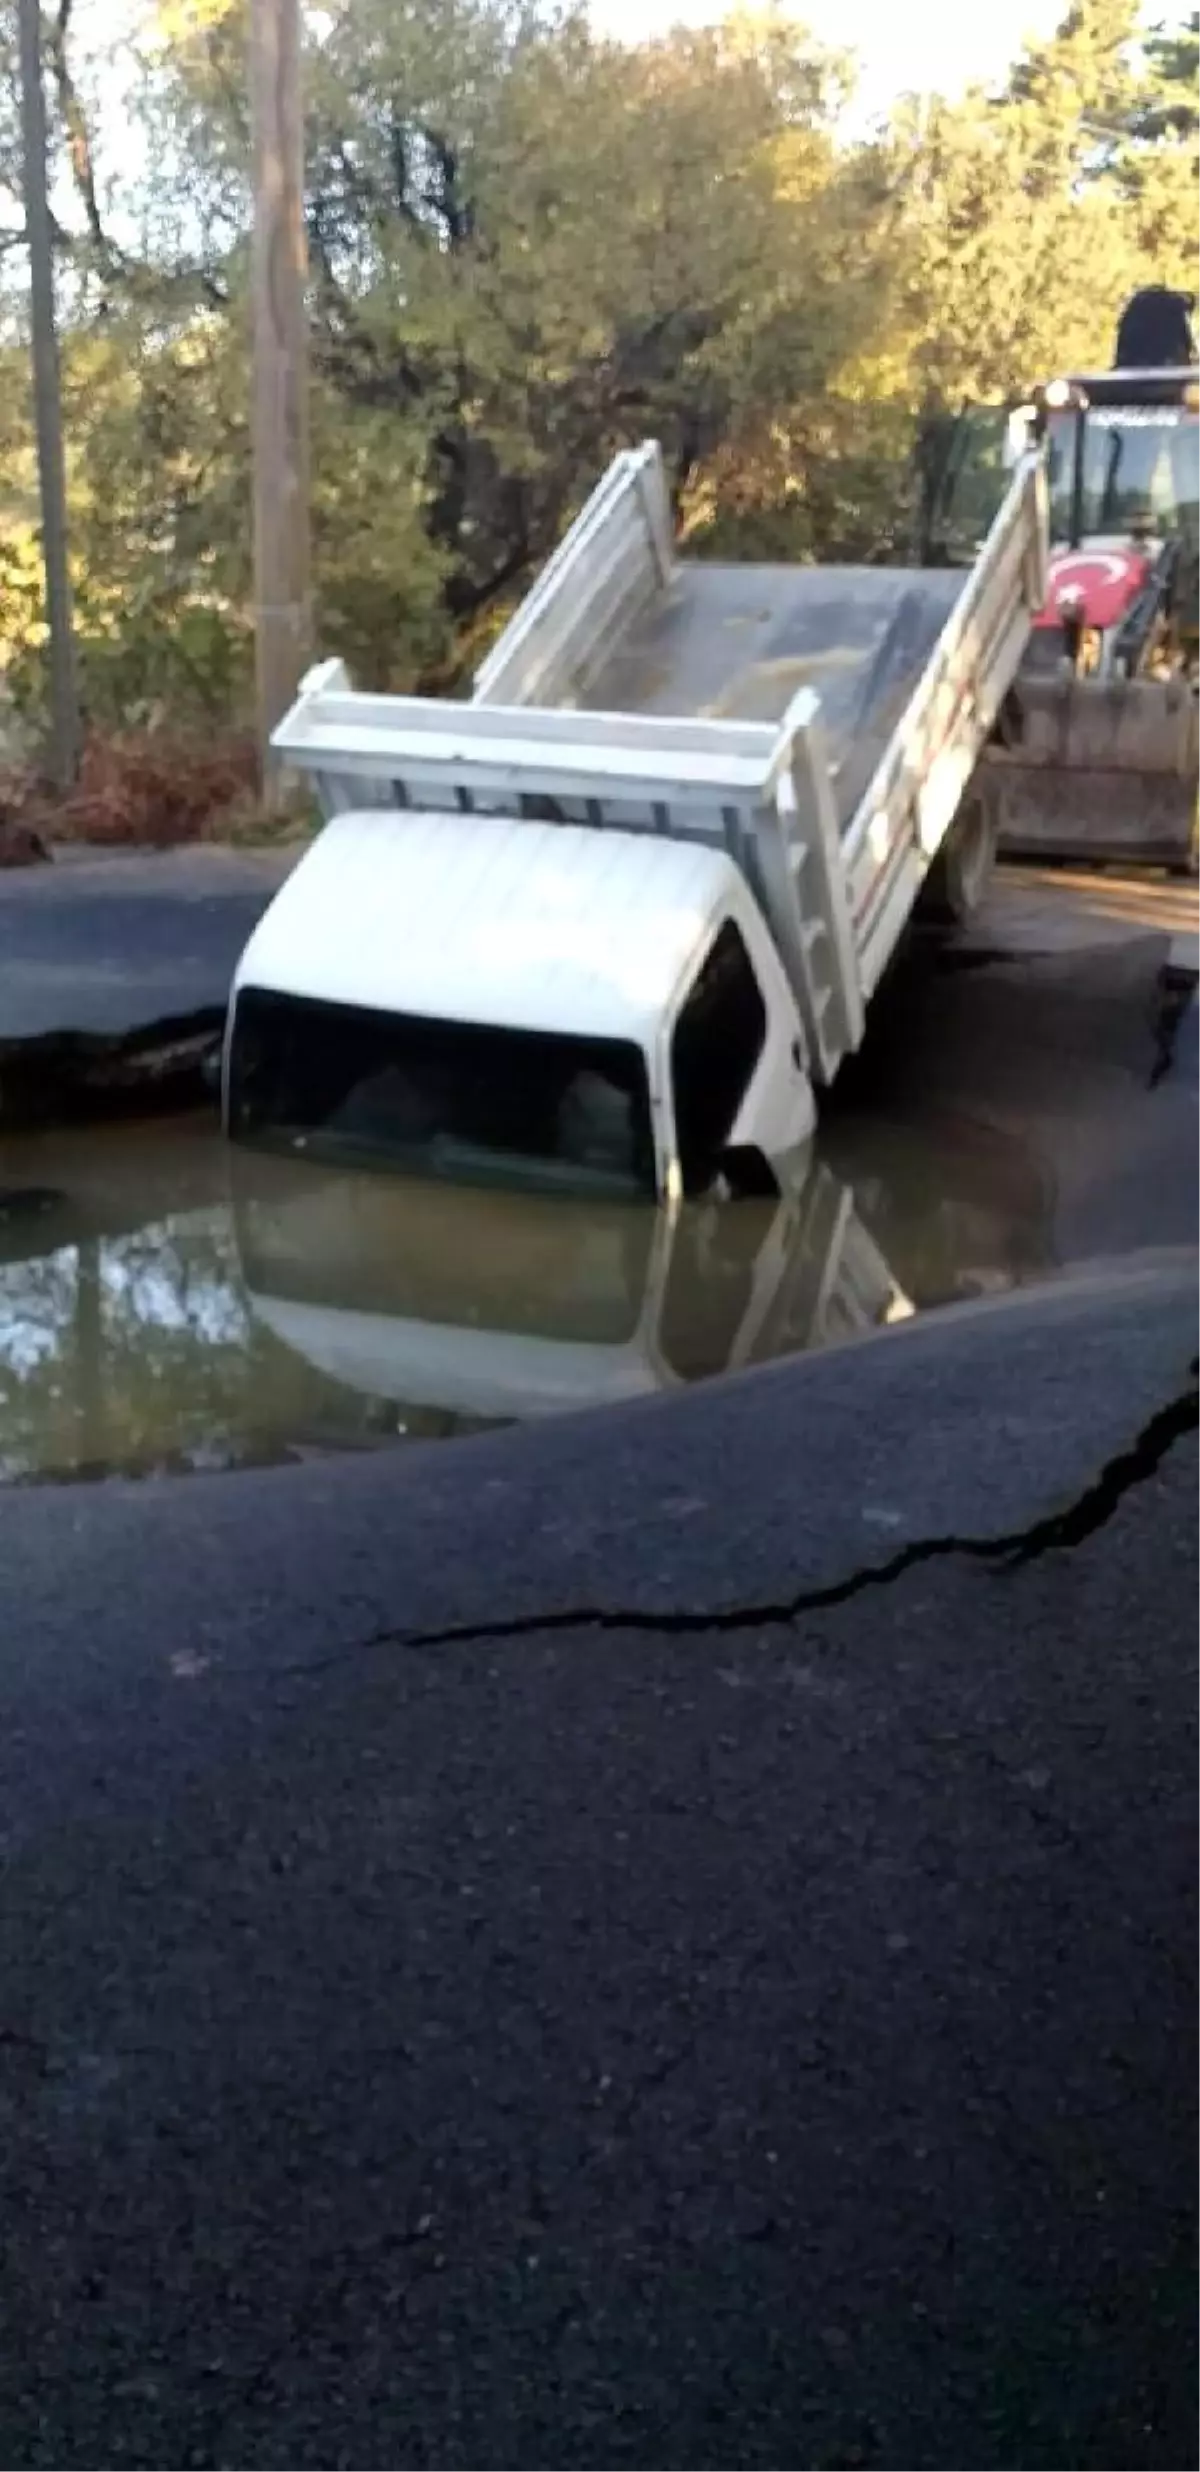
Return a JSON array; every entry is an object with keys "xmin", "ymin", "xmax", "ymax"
[{"xmin": 671, "ymin": 921, "xmax": 767, "ymax": 1195}]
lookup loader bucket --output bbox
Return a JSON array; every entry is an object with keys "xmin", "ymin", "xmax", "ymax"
[{"xmin": 988, "ymin": 675, "xmax": 1198, "ymax": 868}]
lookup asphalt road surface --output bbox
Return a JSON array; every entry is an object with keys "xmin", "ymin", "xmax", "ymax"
[
  {"xmin": 0, "ymin": 1260, "xmax": 1195, "ymax": 2469},
  {"xmin": 0, "ymin": 846, "xmax": 293, "ymax": 1046}
]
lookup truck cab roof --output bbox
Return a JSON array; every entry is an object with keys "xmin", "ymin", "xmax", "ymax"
[
  {"xmin": 1068, "ymin": 367, "xmax": 1199, "ymax": 409},
  {"xmin": 233, "ymin": 807, "xmax": 741, "ymax": 1045}
]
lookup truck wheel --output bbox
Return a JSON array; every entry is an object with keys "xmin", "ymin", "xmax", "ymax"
[{"xmin": 919, "ymin": 795, "xmax": 996, "ymax": 927}]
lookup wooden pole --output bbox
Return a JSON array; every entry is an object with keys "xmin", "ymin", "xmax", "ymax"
[
  {"xmin": 249, "ymin": 0, "xmax": 310, "ymax": 791},
  {"xmin": 17, "ymin": 0, "xmax": 80, "ymax": 789}
]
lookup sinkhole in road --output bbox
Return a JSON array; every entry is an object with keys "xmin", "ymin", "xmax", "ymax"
[
  {"xmin": 0, "ymin": 1101, "xmax": 1059, "ymax": 1483},
  {"xmin": 3, "ymin": 857, "xmax": 1191, "ymax": 1482}
]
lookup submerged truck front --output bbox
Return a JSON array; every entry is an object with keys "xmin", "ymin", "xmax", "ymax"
[{"xmin": 225, "ymin": 806, "xmax": 817, "ymax": 1208}]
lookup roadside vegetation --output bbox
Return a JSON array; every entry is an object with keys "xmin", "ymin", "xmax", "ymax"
[{"xmin": 0, "ymin": 0, "xmax": 1194, "ymax": 845}]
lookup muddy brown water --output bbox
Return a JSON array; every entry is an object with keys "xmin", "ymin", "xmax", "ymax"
[
  {"xmin": 3, "ymin": 857, "xmax": 1188, "ymax": 1485},
  {"xmin": 0, "ymin": 1099, "xmax": 1058, "ymax": 1483}
]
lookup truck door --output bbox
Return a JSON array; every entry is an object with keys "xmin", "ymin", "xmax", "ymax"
[{"xmin": 665, "ymin": 909, "xmax": 814, "ymax": 1198}]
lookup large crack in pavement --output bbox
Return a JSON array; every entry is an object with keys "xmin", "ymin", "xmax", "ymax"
[
  {"xmin": 358, "ymin": 1363, "xmax": 1197, "ymax": 1658},
  {"xmin": 1150, "ymin": 963, "xmax": 1198, "ymax": 1090}
]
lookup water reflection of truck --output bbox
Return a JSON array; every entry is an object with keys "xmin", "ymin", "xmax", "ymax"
[
  {"xmin": 230, "ymin": 1152, "xmax": 914, "ymax": 1426},
  {"xmin": 223, "ymin": 442, "xmax": 1048, "ymax": 1207},
  {"xmin": 823, "ymin": 1104, "xmax": 1059, "ymax": 1312}
]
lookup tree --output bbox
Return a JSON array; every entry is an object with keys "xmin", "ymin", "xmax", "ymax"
[
  {"xmin": 2, "ymin": 0, "xmax": 1196, "ymax": 739},
  {"xmin": 297, "ymin": 4, "xmax": 867, "ymax": 637},
  {"xmin": 1112, "ymin": 10, "xmax": 1199, "ymax": 270},
  {"xmin": 1125, "ymin": 11, "xmax": 1198, "ymax": 144}
]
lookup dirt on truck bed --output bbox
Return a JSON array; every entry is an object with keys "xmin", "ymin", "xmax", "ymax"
[{"xmin": 580, "ymin": 562, "xmax": 964, "ymax": 835}]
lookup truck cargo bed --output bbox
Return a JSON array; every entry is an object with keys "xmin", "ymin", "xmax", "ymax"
[
  {"xmin": 577, "ymin": 563, "xmax": 963, "ymax": 835},
  {"xmin": 269, "ymin": 438, "xmax": 1048, "ymax": 1102}
]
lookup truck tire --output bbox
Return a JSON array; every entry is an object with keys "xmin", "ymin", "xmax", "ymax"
[{"xmin": 919, "ymin": 794, "xmax": 996, "ymax": 927}]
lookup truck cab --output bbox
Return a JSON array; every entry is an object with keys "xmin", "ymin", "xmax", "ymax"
[{"xmin": 225, "ymin": 808, "xmax": 816, "ymax": 1208}]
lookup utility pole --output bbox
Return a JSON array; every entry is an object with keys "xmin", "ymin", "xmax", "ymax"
[
  {"xmin": 18, "ymin": 0, "xmax": 80, "ymax": 788},
  {"xmin": 249, "ymin": 0, "xmax": 311, "ymax": 790}
]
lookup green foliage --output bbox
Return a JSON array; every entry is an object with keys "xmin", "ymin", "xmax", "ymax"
[
  {"xmin": 0, "ymin": 0, "xmax": 1195, "ymax": 746},
  {"xmin": 310, "ymin": 380, "xmax": 452, "ymax": 688},
  {"xmin": 1125, "ymin": 11, "xmax": 1198, "ymax": 144},
  {"xmin": 62, "ymin": 311, "xmax": 255, "ymax": 723}
]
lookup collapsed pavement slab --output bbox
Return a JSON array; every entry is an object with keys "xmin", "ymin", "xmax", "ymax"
[{"xmin": 0, "ymin": 844, "xmax": 299, "ymax": 1123}]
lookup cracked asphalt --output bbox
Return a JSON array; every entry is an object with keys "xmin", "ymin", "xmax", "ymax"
[
  {"xmin": 0, "ymin": 847, "xmax": 293, "ymax": 1047},
  {"xmin": 0, "ymin": 1257, "xmax": 1195, "ymax": 2468}
]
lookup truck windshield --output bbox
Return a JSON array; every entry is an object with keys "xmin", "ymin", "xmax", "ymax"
[
  {"xmin": 1045, "ymin": 407, "xmax": 1200, "ymax": 543},
  {"xmin": 227, "ymin": 988, "xmax": 657, "ymax": 1201}
]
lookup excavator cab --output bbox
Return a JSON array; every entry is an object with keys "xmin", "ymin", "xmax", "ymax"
[
  {"xmin": 985, "ymin": 299, "xmax": 1199, "ymax": 871},
  {"xmin": 1041, "ymin": 374, "xmax": 1198, "ymax": 551}
]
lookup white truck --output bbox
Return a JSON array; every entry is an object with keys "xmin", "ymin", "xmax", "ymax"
[{"xmin": 225, "ymin": 440, "xmax": 1048, "ymax": 1206}]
